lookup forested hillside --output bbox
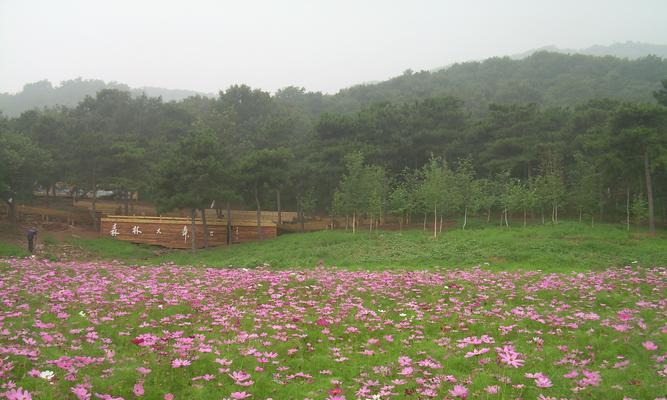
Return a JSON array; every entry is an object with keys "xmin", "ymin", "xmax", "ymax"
[
  {"xmin": 329, "ymin": 52, "xmax": 667, "ymax": 115},
  {"xmin": 2, "ymin": 51, "xmax": 666, "ymax": 118},
  {"xmin": 511, "ymin": 41, "xmax": 667, "ymax": 60},
  {"xmin": 0, "ymin": 78, "xmax": 208, "ymax": 117},
  {"xmin": 2, "ymin": 74, "xmax": 667, "ymax": 233}
]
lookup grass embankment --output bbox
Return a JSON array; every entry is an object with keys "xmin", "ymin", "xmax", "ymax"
[
  {"xmin": 0, "ymin": 242, "xmax": 30, "ymax": 258},
  {"xmin": 66, "ymin": 221, "xmax": 667, "ymax": 270}
]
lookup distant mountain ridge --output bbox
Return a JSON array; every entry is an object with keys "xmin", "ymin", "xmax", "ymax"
[
  {"xmin": 1, "ymin": 42, "xmax": 666, "ymax": 117},
  {"xmin": 0, "ymin": 78, "xmax": 212, "ymax": 117},
  {"xmin": 511, "ymin": 41, "xmax": 667, "ymax": 60}
]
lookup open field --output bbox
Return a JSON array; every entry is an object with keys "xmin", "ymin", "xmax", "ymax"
[
  {"xmin": 6, "ymin": 222, "xmax": 661, "ymax": 272},
  {"xmin": 1, "ymin": 221, "xmax": 665, "ymax": 398},
  {"xmin": 0, "ymin": 258, "xmax": 665, "ymax": 399}
]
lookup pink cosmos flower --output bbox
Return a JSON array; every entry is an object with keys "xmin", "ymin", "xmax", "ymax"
[
  {"xmin": 535, "ymin": 375, "xmax": 553, "ymax": 388},
  {"xmin": 229, "ymin": 392, "xmax": 251, "ymax": 399},
  {"xmin": 163, "ymin": 394, "xmax": 174, "ymax": 400},
  {"xmin": 449, "ymin": 385, "xmax": 468, "ymax": 399},
  {"xmin": 4, "ymin": 388, "xmax": 32, "ymax": 400},
  {"xmin": 642, "ymin": 341, "xmax": 658, "ymax": 351},
  {"xmin": 464, "ymin": 347, "xmax": 490, "ymax": 358},
  {"xmin": 170, "ymin": 359, "xmax": 191, "ymax": 368},
  {"xmin": 563, "ymin": 370, "xmax": 578, "ymax": 379},
  {"xmin": 495, "ymin": 345, "xmax": 525, "ymax": 368},
  {"xmin": 133, "ymin": 383, "xmax": 144, "ymax": 396},
  {"xmin": 229, "ymin": 370, "xmax": 251, "ymax": 382},
  {"xmin": 485, "ymin": 385, "xmax": 499, "ymax": 394},
  {"xmin": 71, "ymin": 385, "xmax": 91, "ymax": 400}
]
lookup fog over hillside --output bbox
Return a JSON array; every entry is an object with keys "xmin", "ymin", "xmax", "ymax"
[
  {"xmin": 511, "ymin": 41, "xmax": 667, "ymax": 60},
  {"xmin": 1, "ymin": 42, "xmax": 666, "ymax": 117}
]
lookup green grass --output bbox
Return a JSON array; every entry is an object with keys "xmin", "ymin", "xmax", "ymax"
[
  {"xmin": 0, "ymin": 241, "xmax": 30, "ymax": 257},
  {"xmin": 67, "ymin": 237, "xmax": 157, "ymax": 260},
  {"xmin": 69, "ymin": 221, "xmax": 667, "ymax": 271}
]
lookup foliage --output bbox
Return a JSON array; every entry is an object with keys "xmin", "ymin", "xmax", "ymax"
[
  {"xmin": 1, "ymin": 256, "xmax": 666, "ymax": 399},
  {"xmin": 153, "ymin": 123, "xmax": 228, "ymax": 213},
  {"xmin": 631, "ymin": 194, "xmax": 648, "ymax": 227}
]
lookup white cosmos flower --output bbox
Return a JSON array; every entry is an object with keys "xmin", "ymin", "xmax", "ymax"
[
  {"xmin": 79, "ymin": 311, "xmax": 86, "ymax": 317},
  {"xmin": 39, "ymin": 370, "xmax": 55, "ymax": 381}
]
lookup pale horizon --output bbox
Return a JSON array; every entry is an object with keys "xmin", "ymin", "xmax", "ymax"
[{"xmin": 2, "ymin": 0, "xmax": 666, "ymax": 95}]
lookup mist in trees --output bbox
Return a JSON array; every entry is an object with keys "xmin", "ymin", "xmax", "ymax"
[{"xmin": 1, "ymin": 57, "xmax": 666, "ymax": 236}]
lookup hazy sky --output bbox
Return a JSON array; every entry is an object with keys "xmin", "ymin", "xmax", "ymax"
[{"xmin": 1, "ymin": 0, "xmax": 666, "ymax": 94}]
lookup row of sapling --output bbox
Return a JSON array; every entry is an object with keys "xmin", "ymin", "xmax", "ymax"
[
  {"xmin": 332, "ymin": 152, "xmax": 390, "ymax": 234},
  {"xmin": 333, "ymin": 151, "xmax": 652, "ymax": 236}
]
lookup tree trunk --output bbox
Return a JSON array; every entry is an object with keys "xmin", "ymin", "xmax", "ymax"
[
  {"xmin": 439, "ymin": 215, "xmax": 443, "ymax": 233},
  {"xmin": 123, "ymin": 191, "xmax": 130, "ymax": 215},
  {"xmin": 369, "ymin": 213, "xmax": 373, "ymax": 234},
  {"xmin": 226, "ymin": 201, "xmax": 232, "ymax": 245},
  {"xmin": 276, "ymin": 189, "xmax": 282, "ymax": 226},
  {"xmin": 504, "ymin": 207, "xmax": 509, "ymax": 228},
  {"xmin": 486, "ymin": 207, "xmax": 491, "ymax": 223},
  {"xmin": 463, "ymin": 206, "xmax": 467, "ymax": 230},
  {"xmin": 255, "ymin": 183, "xmax": 262, "ymax": 240},
  {"xmin": 555, "ymin": 200, "xmax": 558, "ymax": 224},
  {"xmin": 626, "ymin": 186, "xmax": 630, "ymax": 231},
  {"xmin": 644, "ymin": 151, "xmax": 656, "ymax": 235},
  {"xmin": 296, "ymin": 198, "xmax": 304, "ymax": 233},
  {"xmin": 399, "ymin": 213, "xmax": 403, "ymax": 232},
  {"xmin": 433, "ymin": 203, "xmax": 437, "ymax": 238},
  {"xmin": 345, "ymin": 215, "xmax": 349, "ymax": 231},
  {"xmin": 130, "ymin": 192, "xmax": 136, "ymax": 214},
  {"xmin": 352, "ymin": 210, "xmax": 356, "ymax": 234},
  {"xmin": 299, "ymin": 206, "xmax": 305, "ymax": 233},
  {"xmin": 6, "ymin": 200, "xmax": 16, "ymax": 226},
  {"xmin": 423, "ymin": 213, "xmax": 427, "ymax": 231},
  {"xmin": 200, "ymin": 208, "xmax": 208, "ymax": 248},
  {"xmin": 524, "ymin": 207, "xmax": 527, "ymax": 228},
  {"xmin": 591, "ymin": 215, "xmax": 594, "ymax": 228},
  {"xmin": 579, "ymin": 210, "xmax": 582, "ymax": 223},
  {"xmin": 541, "ymin": 208, "xmax": 545, "ymax": 225},
  {"xmin": 190, "ymin": 208, "xmax": 197, "ymax": 252},
  {"xmin": 91, "ymin": 173, "xmax": 98, "ymax": 231}
]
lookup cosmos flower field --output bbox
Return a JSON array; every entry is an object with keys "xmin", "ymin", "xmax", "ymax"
[{"xmin": 0, "ymin": 258, "xmax": 665, "ymax": 399}]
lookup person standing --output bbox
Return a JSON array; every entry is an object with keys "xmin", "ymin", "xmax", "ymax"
[{"xmin": 27, "ymin": 227, "xmax": 38, "ymax": 253}]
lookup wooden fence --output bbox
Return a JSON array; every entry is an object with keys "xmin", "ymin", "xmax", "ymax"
[{"xmin": 100, "ymin": 215, "xmax": 277, "ymax": 249}]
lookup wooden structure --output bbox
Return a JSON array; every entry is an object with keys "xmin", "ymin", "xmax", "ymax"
[
  {"xmin": 75, "ymin": 200, "xmax": 298, "ymax": 224},
  {"xmin": 100, "ymin": 215, "xmax": 277, "ymax": 249},
  {"xmin": 4, "ymin": 204, "xmax": 100, "ymax": 226}
]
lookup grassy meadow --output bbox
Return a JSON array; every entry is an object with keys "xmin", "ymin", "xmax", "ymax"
[
  {"xmin": 35, "ymin": 221, "xmax": 667, "ymax": 271},
  {"xmin": 1, "ymin": 221, "xmax": 666, "ymax": 399}
]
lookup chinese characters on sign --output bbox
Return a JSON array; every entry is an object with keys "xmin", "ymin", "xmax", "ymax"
[
  {"xmin": 110, "ymin": 223, "xmax": 119, "ymax": 237},
  {"xmin": 132, "ymin": 226, "xmax": 142, "ymax": 235}
]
